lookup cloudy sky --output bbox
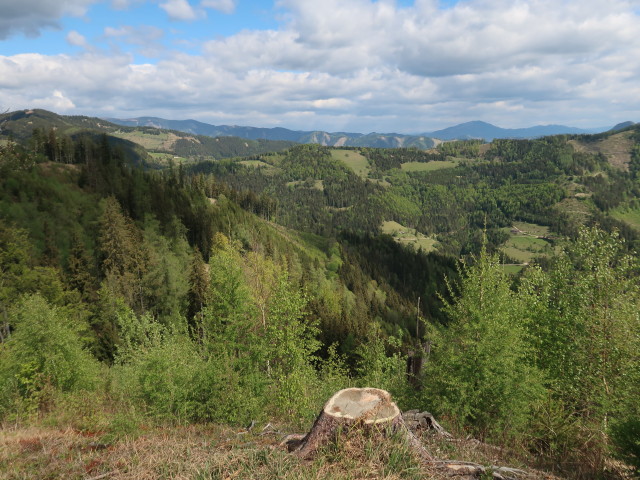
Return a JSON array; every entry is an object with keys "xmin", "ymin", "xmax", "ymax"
[{"xmin": 1, "ymin": 0, "xmax": 639, "ymax": 133}]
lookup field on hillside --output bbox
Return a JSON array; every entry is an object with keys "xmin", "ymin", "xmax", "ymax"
[
  {"xmin": 240, "ymin": 159, "xmax": 273, "ymax": 169},
  {"xmin": 400, "ymin": 160, "xmax": 459, "ymax": 172},
  {"xmin": 502, "ymin": 224, "xmax": 554, "ymax": 263},
  {"xmin": 611, "ymin": 205, "xmax": 640, "ymax": 230},
  {"xmin": 148, "ymin": 152, "xmax": 188, "ymax": 166},
  {"xmin": 287, "ymin": 179, "xmax": 324, "ymax": 190},
  {"xmin": 555, "ymin": 197, "xmax": 592, "ymax": 224},
  {"xmin": 114, "ymin": 130, "xmax": 185, "ymax": 152},
  {"xmin": 512, "ymin": 221, "xmax": 551, "ymax": 237},
  {"xmin": 569, "ymin": 132, "xmax": 634, "ymax": 170},
  {"xmin": 381, "ymin": 220, "xmax": 438, "ymax": 252},
  {"xmin": 330, "ymin": 149, "xmax": 370, "ymax": 178}
]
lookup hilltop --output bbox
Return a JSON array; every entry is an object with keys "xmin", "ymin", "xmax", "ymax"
[{"xmin": 0, "ymin": 109, "xmax": 295, "ymax": 166}]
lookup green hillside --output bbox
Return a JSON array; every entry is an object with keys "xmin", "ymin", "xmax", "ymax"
[
  {"xmin": 0, "ymin": 109, "xmax": 295, "ymax": 163},
  {"xmin": 1, "ymin": 115, "xmax": 640, "ymax": 479}
]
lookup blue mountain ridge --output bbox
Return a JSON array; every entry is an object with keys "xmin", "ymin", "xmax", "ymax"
[{"xmin": 106, "ymin": 116, "xmax": 632, "ymax": 144}]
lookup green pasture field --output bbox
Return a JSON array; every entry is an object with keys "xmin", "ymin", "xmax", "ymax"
[
  {"xmin": 610, "ymin": 205, "xmax": 640, "ymax": 230},
  {"xmin": 330, "ymin": 149, "xmax": 370, "ymax": 178},
  {"xmin": 512, "ymin": 222, "xmax": 551, "ymax": 237},
  {"xmin": 113, "ymin": 130, "xmax": 174, "ymax": 151},
  {"xmin": 240, "ymin": 160, "xmax": 272, "ymax": 168},
  {"xmin": 502, "ymin": 264, "xmax": 524, "ymax": 274},
  {"xmin": 501, "ymin": 231, "xmax": 552, "ymax": 263},
  {"xmin": 400, "ymin": 160, "xmax": 458, "ymax": 172},
  {"xmin": 286, "ymin": 179, "xmax": 324, "ymax": 190},
  {"xmin": 381, "ymin": 220, "xmax": 438, "ymax": 252}
]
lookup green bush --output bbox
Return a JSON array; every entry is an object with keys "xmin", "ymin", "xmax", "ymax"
[
  {"xmin": 0, "ymin": 294, "xmax": 101, "ymax": 418},
  {"xmin": 610, "ymin": 418, "xmax": 640, "ymax": 474},
  {"xmin": 113, "ymin": 333, "xmax": 201, "ymax": 422}
]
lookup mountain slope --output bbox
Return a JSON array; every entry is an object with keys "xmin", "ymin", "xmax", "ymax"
[
  {"xmin": 424, "ymin": 120, "xmax": 603, "ymax": 141},
  {"xmin": 108, "ymin": 116, "xmax": 437, "ymax": 149},
  {"xmin": 0, "ymin": 109, "xmax": 295, "ymax": 160},
  {"xmin": 107, "ymin": 116, "xmax": 625, "ymax": 144}
]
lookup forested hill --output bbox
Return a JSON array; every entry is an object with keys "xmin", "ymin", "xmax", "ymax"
[
  {"xmin": 0, "ymin": 109, "xmax": 295, "ymax": 164},
  {"xmin": 107, "ymin": 115, "xmax": 438, "ymax": 148},
  {"xmin": 1, "ymin": 119, "xmax": 640, "ymax": 479},
  {"xmin": 107, "ymin": 115, "xmax": 625, "ymax": 142}
]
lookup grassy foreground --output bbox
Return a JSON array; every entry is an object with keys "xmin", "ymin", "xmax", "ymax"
[{"xmin": 1, "ymin": 419, "xmax": 569, "ymax": 480}]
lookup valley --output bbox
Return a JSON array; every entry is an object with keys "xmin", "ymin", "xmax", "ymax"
[{"xmin": 1, "ymin": 109, "xmax": 639, "ymax": 479}]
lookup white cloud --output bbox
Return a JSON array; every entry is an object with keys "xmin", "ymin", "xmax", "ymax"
[
  {"xmin": 111, "ymin": 0, "xmax": 145, "ymax": 9},
  {"xmin": 159, "ymin": 0, "xmax": 200, "ymax": 21},
  {"xmin": 200, "ymin": 0, "xmax": 235, "ymax": 14},
  {"xmin": 1, "ymin": 0, "xmax": 640, "ymax": 131},
  {"xmin": 103, "ymin": 25, "xmax": 165, "ymax": 57},
  {"xmin": 0, "ymin": 0, "xmax": 97, "ymax": 39},
  {"xmin": 34, "ymin": 90, "xmax": 76, "ymax": 110},
  {"xmin": 66, "ymin": 30, "xmax": 89, "ymax": 48}
]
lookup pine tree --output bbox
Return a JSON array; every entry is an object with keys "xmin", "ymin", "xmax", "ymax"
[
  {"xmin": 187, "ymin": 247, "xmax": 209, "ymax": 335},
  {"xmin": 424, "ymin": 244, "xmax": 543, "ymax": 437},
  {"xmin": 66, "ymin": 229, "xmax": 96, "ymax": 300}
]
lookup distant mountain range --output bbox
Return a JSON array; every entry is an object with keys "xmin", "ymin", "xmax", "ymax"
[
  {"xmin": 107, "ymin": 116, "xmax": 634, "ymax": 145},
  {"xmin": 105, "ymin": 116, "xmax": 437, "ymax": 148},
  {"xmin": 423, "ymin": 120, "xmax": 607, "ymax": 141}
]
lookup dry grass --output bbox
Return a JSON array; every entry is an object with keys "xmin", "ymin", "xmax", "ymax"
[
  {"xmin": 569, "ymin": 133, "xmax": 634, "ymax": 171},
  {"xmin": 1, "ymin": 419, "xmax": 573, "ymax": 480}
]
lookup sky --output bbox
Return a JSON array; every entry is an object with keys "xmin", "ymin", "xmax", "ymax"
[{"xmin": 0, "ymin": 0, "xmax": 639, "ymax": 134}]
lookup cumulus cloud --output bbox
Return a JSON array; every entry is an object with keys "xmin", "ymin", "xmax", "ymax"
[
  {"xmin": 1, "ymin": 0, "xmax": 640, "ymax": 131},
  {"xmin": 65, "ymin": 30, "xmax": 95, "ymax": 51},
  {"xmin": 159, "ymin": 0, "xmax": 200, "ymax": 21},
  {"xmin": 200, "ymin": 0, "xmax": 235, "ymax": 14},
  {"xmin": 104, "ymin": 25, "xmax": 165, "ymax": 57},
  {"xmin": 0, "ymin": 0, "xmax": 96, "ymax": 39}
]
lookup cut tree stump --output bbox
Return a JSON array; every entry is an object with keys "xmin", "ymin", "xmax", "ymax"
[
  {"xmin": 284, "ymin": 388, "xmax": 529, "ymax": 480},
  {"xmin": 284, "ymin": 387, "xmax": 432, "ymax": 461}
]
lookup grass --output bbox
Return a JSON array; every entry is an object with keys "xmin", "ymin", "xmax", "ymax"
[
  {"xmin": 512, "ymin": 222, "xmax": 551, "ymax": 237},
  {"xmin": 240, "ymin": 160, "xmax": 273, "ymax": 168},
  {"xmin": 381, "ymin": 221, "xmax": 438, "ymax": 252},
  {"xmin": 286, "ymin": 179, "xmax": 324, "ymax": 190},
  {"xmin": 501, "ymin": 226, "xmax": 554, "ymax": 263},
  {"xmin": 148, "ymin": 152, "xmax": 188, "ymax": 166},
  {"xmin": 568, "ymin": 132, "xmax": 634, "ymax": 171},
  {"xmin": 501, "ymin": 264, "xmax": 524, "ymax": 274},
  {"xmin": 555, "ymin": 197, "xmax": 592, "ymax": 225},
  {"xmin": 113, "ymin": 131, "xmax": 187, "ymax": 153},
  {"xmin": 610, "ymin": 205, "xmax": 640, "ymax": 231},
  {"xmin": 2, "ymin": 420, "xmax": 561, "ymax": 480},
  {"xmin": 330, "ymin": 149, "xmax": 370, "ymax": 179},
  {"xmin": 400, "ymin": 160, "xmax": 458, "ymax": 172}
]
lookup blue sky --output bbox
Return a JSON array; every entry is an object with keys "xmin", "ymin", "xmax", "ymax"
[{"xmin": 1, "ymin": 0, "xmax": 639, "ymax": 133}]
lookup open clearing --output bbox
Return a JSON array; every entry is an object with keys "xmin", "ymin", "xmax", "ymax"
[
  {"xmin": 501, "ymin": 228, "xmax": 553, "ymax": 263},
  {"xmin": 512, "ymin": 221, "xmax": 551, "ymax": 237},
  {"xmin": 148, "ymin": 152, "xmax": 188, "ymax": 166},
  {"xmin": 555, "ymin": 196, "xmax": 592, "ymax": 225},
  {"xmin": 400, "ymin": 160, "xmax": 459, "ymax": 172},
  {"xmin": 114, "ymin": 131, "xmax": 190, "ymax": 152},
  {"xmin": 286, "ymin": 179, "xmax": 324, "ymax": 190},
  {"xmin": 240, "ymin": 160, "xmax": 273, "ymax": 168},
  {"xmin": 381, "ymin": 220, "xmax": 438, "ymax": 252},
  {"xmin": 610, "ymin": 205, "xmax": 640, "ymax": 231},
  {"xmin": 569, "ymin": 132, "xmax": 634, "ymax": 170},
  {"xmin": 330, "ymin": 149, "xmax": 370, "ymax": 178}
]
